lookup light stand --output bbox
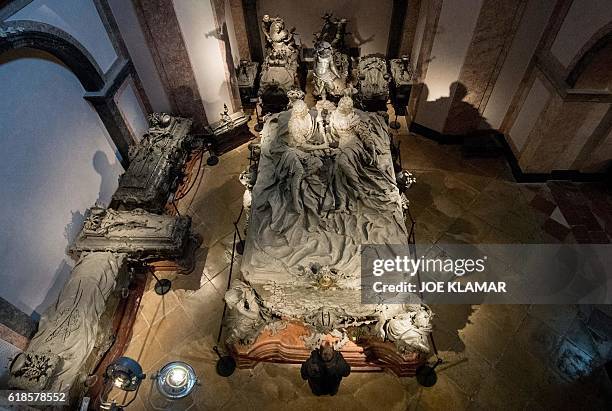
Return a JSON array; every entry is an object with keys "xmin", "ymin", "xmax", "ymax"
[
  {"xmin": 204, "ymin": 140, "xmax": 219, "ymax": 166},
  {"xmin": 213, "ymin": 346, "xmax": 236, "ymax": 377},
  {"xmin": 416, "ymin": 357, "xmax": 443, "ymax": 387},
  {"xmin": 389, "ymin": 112, "xmax": 401, "ymax": 130},
  {"xmin": 151, "ymin": 271, "xmax": 171, "ymax": 296},
  {"xmin": 233, "ymin": 221, "xmax": 245, "ymax": 255},
  {"xmin": 212, "ymin": 205, "xmax": 247, "ymax": 377}
]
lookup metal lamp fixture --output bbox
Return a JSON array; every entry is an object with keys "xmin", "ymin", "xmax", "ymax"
[
  {"xmin": 100, "ymin": 356, "xmax": 146, "ymax": 410},
  {"xmin": 154, "ymin": 361, "xmax": 199, "ymax": 400}
]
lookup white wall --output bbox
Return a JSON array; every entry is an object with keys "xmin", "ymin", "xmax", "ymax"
[
  {"xmin": 410, "ymin": 0, "xmax": 429, "ymax": 67},
  {"xmin": 550, "ymin": 0, "xmax": 612, "ymax": 68},
  {"xmin": 225, "ymin": 0, "xmax": 241, "ymax": 67},
  {"xmin": 508, "ymin": 77, "xmax": 550, "ymax": 151},
  {"xmin": 115, "ymin": 79, "xmax": 149, "ymax": 141},
  {"xmin": 0, "ymin": 50, "xmax": 123, "ymax": 317},
  {"xmin": 7, "ymin": 0, "xmax": 117, "ymax": 72},
  {"xmin": 257, "ymin": 0, "xmax": 393, "ymax": 56},
  {"xmin": 414, "ymin": 0, "xmax": 483, "ymax": 132},
  {"xmin": 107, "ymin": 0, "xmax": 172, "ymax": 112},
  {"xmin": 482, "ymin": 0, "xmax": 555, "ymax": 129},
  {"xmin": 173, "ymin": 0, "xmax": 235, "ymax": 122}
]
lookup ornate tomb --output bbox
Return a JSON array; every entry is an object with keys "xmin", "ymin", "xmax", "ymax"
[
  {"xmin": 70, "ymin": 205, "xmax": 192, "ymax": 261},
  {"xmin": 8, "ymin": 252, "xmax": 129, "ymax": 399},
  {"xmin": 225, "ymin": 96, "xmax": 431, "ymax": 375},
  {"xmin": 357, "ymin": 55, "xmax": 390, "ymax": 112},
  {"xmin": 111, "ymin": 113, "xmax": 193, "ymax": 213}
]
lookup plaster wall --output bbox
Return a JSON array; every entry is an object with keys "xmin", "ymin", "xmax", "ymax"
[
  {"xmin": 481, "ymin": 0, "xmax": 555, "ymax": 129},
  {"xmin": 414, "ymin": 0, "xmax": 483, "ymax": 132},
  {"xmin": 107, "ymin": 0, "xmax": 172, "ymax": 112},
  {"xmin": 550, "ymin": 0, "xmax": 612, "ymax": 68},
  {"xmin": 410, "ymin": 0, "xmax": 428, "ymax": 70},
  {"xmin": 225, "ymin": 0, "xmax": 241, "ymax": 67},
  {"xmin": 509, "ymin": 77, "xmax": 550, "ymax": 152},
  {"xmin": 115, "ymin": 78, "xmax": 149, "ymax": 141},
  {"xmin": 173, "ymin": 0, "xmax": 235, "ymax": 122},
  {"xmin": 257, "ymin": 0, "xmax": 393, "ymax": 56},
  {"xmin": 583, "ymin": 126, "xmax": 612, "ymax": 172},
  {"xmin": 0, "ymin": 50, "xmax": 123, "ymax": 317},
  {"xmin": 6, "ymin": 0, "xmax": 117, "ymax": 72}
]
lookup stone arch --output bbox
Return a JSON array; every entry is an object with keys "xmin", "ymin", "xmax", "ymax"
[
  {"xmin": 566, "ymin": 23, "xmax": 612, "ymax": 88},
  {"xmin": 0, "ymin": 20, "xmax": 133, "ymax": 166},
  {"xmin": 0, "ymin": 20, "xmax": 105, "ymax": 91}
]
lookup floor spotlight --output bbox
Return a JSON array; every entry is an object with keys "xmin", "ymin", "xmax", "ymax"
[
  {"xmin": 100, "ymin": 357, "xmax": 145, "ymax": 410},
  {"xmin": 154, "ymin": 361, "xmax": 199, "ymax": 400}
]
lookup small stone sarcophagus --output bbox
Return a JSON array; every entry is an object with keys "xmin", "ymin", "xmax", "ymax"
[
  {"xmin": 70, "ymin": 206, "xmax": 192, "ymax": 260},
  {"xmin": 111, "ymin": 113, "xmax": 192, "ymax": 213},
  {"xmin": 357, "ymin": 55, "xmax": 390, "ymax": 112},
  {"xmin": 389, "ymin": 57, "xmax": 414, "ymax": 115}
]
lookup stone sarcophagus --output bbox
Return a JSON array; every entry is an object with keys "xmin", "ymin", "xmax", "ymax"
[
  {"xmin": 8, "ymin": 252, "xmax": 128, "ymax": 397},
  {"xmin": 204, "ymin": 105, "xmax": 251, "ymax": 154},
  {"xmin": 70, "ymin": 206, "xmax": 192, "ymax": 260},
  {"xmin": 237, "ymin": 60, "xmax": 260, "ymax": 105},
  {"xmin": 111, "ymin": 113, "xmax": 192, "ymax": 213},
  {"xmin": 389, "ymin": 56, "xmax": 414, "ymax": 115},
  {"xmin": 357, "ymin": 55, "xmax": 390, "ymax": 112}
]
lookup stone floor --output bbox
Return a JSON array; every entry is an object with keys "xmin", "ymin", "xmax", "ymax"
[{"xmin": 112, "ymin": 112, "xmax": 612, "ymax": 410}]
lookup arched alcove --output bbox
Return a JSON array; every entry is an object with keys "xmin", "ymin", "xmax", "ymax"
[
  {"xmin": 0, "ymin": 46, "xmax": 124, "ymax": 317},
  {"xmin": 566, "ymin": 27, "xmax": 612, "ymax": 89},
  {"xmin": 0, "ymin": 20, "xmax": 105, "ymax": 91},
  {"xmin": 0, "ymin": 20, "xmax": 132, "ymax": 164}
]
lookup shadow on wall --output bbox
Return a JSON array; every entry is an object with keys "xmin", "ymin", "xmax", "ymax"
[
  {"xmin": 416, "ymin": 82, "xmax": 493, "ymax": 136},
  {"xmin": 93, "ymin": 150, "xmax": 121, "ymax": 205},
  {"xmin": 32, "ymin": 151, "xmax": 121, "ymax": 321},
  {"xmin": 205, "ymin": 21, "xmax": 239, "ymax": 115}
]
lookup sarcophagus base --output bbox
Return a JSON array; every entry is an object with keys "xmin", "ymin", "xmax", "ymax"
[{"xmin": 231, "ymin": 322, "xmax": 426, "ymax": 378}]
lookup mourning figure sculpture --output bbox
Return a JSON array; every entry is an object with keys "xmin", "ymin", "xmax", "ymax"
[
  {"xmin": 312, "ymin": 14, "xmax": 350, "ymax": 99},
  {"xmin": 224, "ymin": 280, "xmax": 270, "ymax": 345},
  {"xmin": 259, "ymin": 15, "xmax": 301, "ymax": 93}
]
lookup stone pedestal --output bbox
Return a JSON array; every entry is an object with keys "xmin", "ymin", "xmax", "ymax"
[{"xmin": 231, "ymin": 322, "xmax": 425, "ymax": 378}]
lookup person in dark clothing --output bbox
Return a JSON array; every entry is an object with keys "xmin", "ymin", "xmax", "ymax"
[{"xmin": 300, "ymin": 341, "xmax": 351, "ymax": 396}]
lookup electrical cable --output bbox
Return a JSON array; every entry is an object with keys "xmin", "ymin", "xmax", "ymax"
[{"xmin": 174, "ymin": 147, "xmax": 206, "ymax": 201}]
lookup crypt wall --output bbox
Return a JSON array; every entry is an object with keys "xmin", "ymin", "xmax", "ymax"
[
  {"xmin": 128, "ymin": 0, "xmax": 244, "ymax": 129},
  {"xmin": 0, "ymin": 0, "xmax": 151, "ymax": 334},
  {"xmin": 409, "ymin": 0, "xmax": 612, "ymax": 176}
]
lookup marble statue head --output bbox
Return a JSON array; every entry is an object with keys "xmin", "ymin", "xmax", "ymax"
[
  {"xmin": 316, "ymin": 41, "xmax": 333, "ymax": 58},
  {"xmin": 291, "ymin": 99, "xmax": 309, "ymax": 118},
  {"xmin": 337, "ymin": 96, "xmax": 354, "ymax": 115},
  {"xmin": 270, "ymin": 19, "xmax": 284, "ymax": 34}
]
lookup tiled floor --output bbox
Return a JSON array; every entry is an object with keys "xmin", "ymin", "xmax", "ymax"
[{"xmin": 114, "ymin": 112, "xmax": 612, "ymax": 410}]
